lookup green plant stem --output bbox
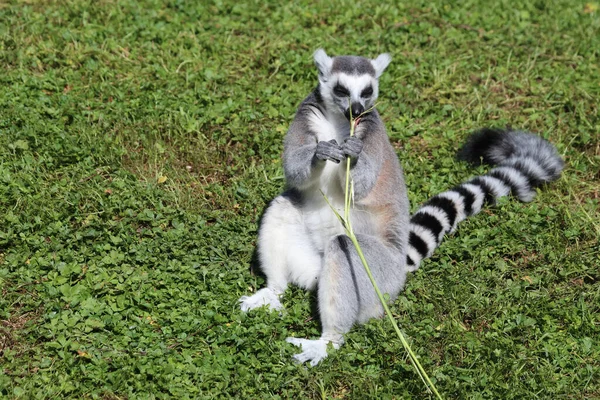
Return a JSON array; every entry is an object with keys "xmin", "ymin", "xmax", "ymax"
[
  {"xmin": 332, "ymin": 104, "xmax": 442, "ymax": 399},
  {"xmin": 346, "ymin": 231, "xmax": 442, "ymax": 399},
  {"xmin": 343, "ymin": 100, "xmax": 354, "ymax": 226},
  {"xmin": 343, "ymin": 119, "xmax": 354, "ymax": 228}
]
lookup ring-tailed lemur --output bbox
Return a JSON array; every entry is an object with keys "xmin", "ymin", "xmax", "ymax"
[{"xmin": 239, "ymin": 49, "xmax": 564, "ymax": 366}]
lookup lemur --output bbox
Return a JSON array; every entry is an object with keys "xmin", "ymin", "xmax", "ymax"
[{"xmin": 239, "ymin": 49, "xmax": 564, "ymax": 366}]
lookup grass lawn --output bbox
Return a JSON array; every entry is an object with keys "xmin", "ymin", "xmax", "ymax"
[{"xmin": 1, "ymin": 0, "xmax": 599, "ymax": 398}]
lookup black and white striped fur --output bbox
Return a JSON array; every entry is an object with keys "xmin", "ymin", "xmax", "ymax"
[{"xmin": 406, "ymin": 128, "xmax": 564, "ymax": 270}]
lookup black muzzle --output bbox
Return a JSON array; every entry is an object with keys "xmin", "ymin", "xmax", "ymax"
[{"xmin": 344, "ymin": 102, "xmax": 364, "ymax": 121}]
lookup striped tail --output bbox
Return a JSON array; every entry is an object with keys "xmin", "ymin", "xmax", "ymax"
[{"xmin": 406, "ymin": 128, "xmax": 564, "ymax": 271}]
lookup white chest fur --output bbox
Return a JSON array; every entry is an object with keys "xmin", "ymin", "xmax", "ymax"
[
  {"xmin": 308, "ymin": 108, "xmax": 349, "ymax": 143},
  {"xmin": 303, "ymin": 110, "xmax": 353, "ymax": 252},
  {"xmin": 307, "ymin": 110, "xmax": 350, "ymax": 197}
]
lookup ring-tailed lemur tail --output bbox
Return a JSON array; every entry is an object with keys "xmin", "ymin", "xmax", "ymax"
[{"xmin": 406, "ymin": 127, "xmax": 565, "ymax": 271}]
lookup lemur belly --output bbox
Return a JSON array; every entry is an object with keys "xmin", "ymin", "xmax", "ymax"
[
  {"xmin": 303, "ymin": 201, "xmax": 345, "ymax": 254},
  {"xmin": 302, "ymin": 163, "xmax": 378, "ymax": 255},
  {"xmin": 302, "ymin": 200, "xmax": 378, "ymax": 254}
]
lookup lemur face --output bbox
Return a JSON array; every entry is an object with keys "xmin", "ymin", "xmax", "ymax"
[{"xmin": 314, "ymin": 49, "xmax": 391, "ymax": 121}]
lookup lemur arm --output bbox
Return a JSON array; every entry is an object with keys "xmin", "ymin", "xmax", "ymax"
[{"xmin": 282, "ymin": 109, "xmax": 325, "ymax": 190}]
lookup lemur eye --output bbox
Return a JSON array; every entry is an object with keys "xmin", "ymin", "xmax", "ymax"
[
  {"xmin": 333, "ymin": 84, "xmax": 350, "ymax": 98},
  {"xmin": 361, "ymin": 86, "xmax": 374, "ymax": 98}
]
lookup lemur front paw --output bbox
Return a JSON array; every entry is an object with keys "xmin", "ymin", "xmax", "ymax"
[
  {"xmin": 342, "ymin": 137, "xmax": 363, "ymax": 159},
  {"xmin": 315, "ymin": 139, "xmax": 344, "ymax": 164}
]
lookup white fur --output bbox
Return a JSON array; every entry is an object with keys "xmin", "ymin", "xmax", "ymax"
[
  {"xmin": 318, "ymin": 72, "xmax": 379, "ymax": 117},
  {"xmin": 257, "ymin": 195, "xmax": 324, "ymax": 294},
  {"xmin": 239, "ymin": 288, "xmax": 283, "ymax": 312},
  {"xmin": 406, "ymin": 246, "xmax": 423, "ymax": 272},
  {"xmin": 480, "ymin": 175, "xmax": 511, "ymax": 198},
  {"xmin": 308, "ymin": 106, "xmax": 346, "ymax": 143},
  {"xmin": 313, "ymin": 49, "xmax": 333, "ymax": 79},
  {"xmin": 257, "ymin": 196, "xmax": 300, "ymax": 292},
  {"xmin": 502, "ymin": 156, "xmax": 551, "ymax": 182},
  {"xmin": 338, "ymin": 73, "xmax": 379, "ymax": 108},
  {"xmin": 408, "ymin": 223, "xmax": 437, "ymax": 257},
  {"xmin": 286, "ymin": 333, "xmax": 343, "ymax": 366},
  {"xmin": 437, "ymin": 190, "xmax": 467, "ymax": 230},
  {"xmin": 307, "ymin": 108, "xmax": 348, "ymax": 200},
  {"xmin": 303, "ymin": 203, "xmax": 345, "ymax": 255},
  {"xmin": 371, "ymin": 53, "xmax": 392, "ymax": 78},
  {"xmin": 461, "ymin": 183, "xmax": 486, "ymax": 215},
  {"xmin": 414, "ymin": 205, "xmax": 451, "ymax": 239},
  {"xmin": 286, "ymin": 338, "xmax": 329, "ymax": 366},
  {"xmin": 287, "ymin": 226, "xmax": 325, "ymax": 290},
  {"xmin": 490, "ymin": 166, "xmax": 536, "ymax": 202}
]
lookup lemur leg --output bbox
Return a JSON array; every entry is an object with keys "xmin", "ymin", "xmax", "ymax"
[
  {"xmin": 239, "ymin": 194, "xmax": 322, "ymax": 312},
  {"xmin": 287, "ymin": 233, "xmax": 406, "ymax": 365}
]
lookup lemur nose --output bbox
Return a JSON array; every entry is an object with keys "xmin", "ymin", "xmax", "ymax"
[{"xmin": 351, "ymin": 103, "xmax": 364, "ymax": 117}]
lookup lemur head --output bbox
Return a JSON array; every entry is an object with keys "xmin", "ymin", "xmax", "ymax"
[{"xmin": 314, "ymin": 49, "xmax": 391, "ymax": 121}]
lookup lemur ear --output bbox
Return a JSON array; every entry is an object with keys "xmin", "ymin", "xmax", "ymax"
[
  {"xmin": 314, "ymin": 49, "xmax": 333, "ymax": 79},
  {"xmin": 371, "ymin": 53, "xmax": 392, "ymax": 78}
]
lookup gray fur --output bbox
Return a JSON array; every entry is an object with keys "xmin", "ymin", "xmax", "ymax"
[
  {"xmin": 319, "ymin": 233, "xmax": 407, "ymax": 336},
  {"xmin": 316, "ymin": 139, "xmax": 345, "ymax": 164},
  {"xmin": 341, "ymin": 136, "xmax": 363, "ymax": 159},
  {"xmin": 494, "ymin": 130, "xmax": 564, "ymax": 179},
  {"xmin": 331, "ymin": 56, "xmax": 376, "ymax": 76},
  {"xmin": 239, "ymin": 50, "xmax": 564, "ymax": 366},
  {"xmin": 240, "ymin": 49, "xmax": 410, "ymax": 364}
]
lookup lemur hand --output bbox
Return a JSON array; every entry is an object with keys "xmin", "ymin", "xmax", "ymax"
[
  {"xmin": 342, "ymin": 137, "xmax": 363, "ymax": 159},
  {"xmin": 316, "ymin": 139, "xmax": 345, "ymax": 164}
]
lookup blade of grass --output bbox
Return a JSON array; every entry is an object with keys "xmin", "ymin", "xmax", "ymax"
[
  {"xmin": 346, "ymin": 231, "xmax": 441, "ymax": 398},
  {"xmin": 323, "ymin": 100, "xmax": 442, "ymax": 399}
]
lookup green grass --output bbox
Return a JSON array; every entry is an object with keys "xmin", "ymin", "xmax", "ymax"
[{"xmin": 1, "ymin": 0, "xmax": 599, "ymax": 398}]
